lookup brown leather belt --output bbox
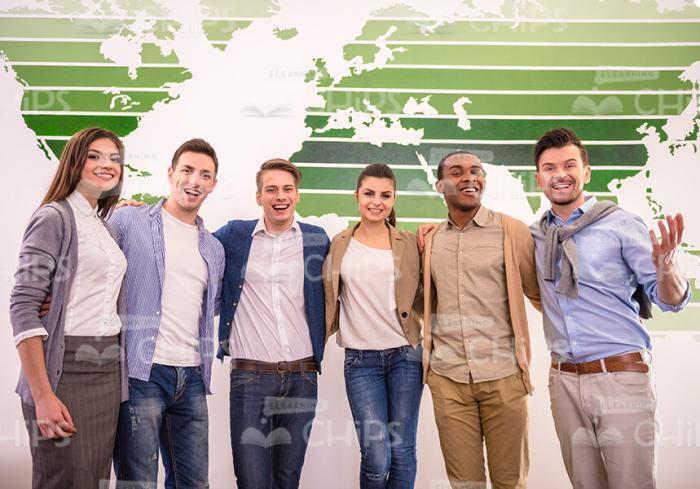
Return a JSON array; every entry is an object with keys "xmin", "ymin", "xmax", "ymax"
[
  {"xmin": 551, "ymin": 352, "xmax": 649, "ymax": 375},
  {"xmin": 231, "ymin": 357, "xmax": 317, "ymax": 373}
]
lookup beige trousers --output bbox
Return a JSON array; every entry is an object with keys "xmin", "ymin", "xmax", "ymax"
[
  {"xmin": 428, "ymin": 370, "xmax": 529, "ymax": 489},
  {"xmin": 548, "ymin": 367, "xmax": 658, "ymax": 489}
]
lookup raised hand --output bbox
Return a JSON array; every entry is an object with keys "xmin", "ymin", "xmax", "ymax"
[{"xmin": 649, "ymin": 213, "xmax": 684, "ymax": 271}]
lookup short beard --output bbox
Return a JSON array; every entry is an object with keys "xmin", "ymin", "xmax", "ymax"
[{"xmin": 548, "ymin": 188, "xmax": 583, "ymax": 206}]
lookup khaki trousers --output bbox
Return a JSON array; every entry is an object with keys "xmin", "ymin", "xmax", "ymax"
[
  {"xmin": 427, "ymin": 370, "xmax": 529, "ymax": 489},
  {"xmin": 548, "ymin": 367, "xmax": 658, "ymax": 489}
]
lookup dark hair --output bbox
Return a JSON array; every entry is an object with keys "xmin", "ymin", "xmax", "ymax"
[
  {"xmin": 171, "ymin": 138, "xmax": 219, "ymax": 174},
  {"xmin": 256, "ymin": 158, "xmax": 302, "ymax": 190},
  {"xmin": 40, "ymin": 127, "xmax": 124, "ymax": 219},
  {"xmin": 534, "ymin": 127, "xmax": 589, "ymax": 170},
  {"xmin": 436, "ymin": 150, "xmax": 479, "ymax": 180},
  {"xmin": 356, "ymin": 163, "xmax": 397, "ymax": 227}
]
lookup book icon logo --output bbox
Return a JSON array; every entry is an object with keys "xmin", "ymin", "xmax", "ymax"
[
  {"xmin": 572, "ymin": 96, "xmax": 624, "ymax": 115},
  {"xmin": 240, "ymin": 427, "xmax": 292, "ymax": 447}
]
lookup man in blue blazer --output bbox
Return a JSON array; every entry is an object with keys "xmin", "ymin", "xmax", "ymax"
[{"xmin": 214, "ymin": 159, "xmax": 330, "ymax": 489}]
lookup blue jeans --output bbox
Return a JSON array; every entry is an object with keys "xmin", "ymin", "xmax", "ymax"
[
  {"xmin": 229, "ymin": 366, "xmax": 318, "ymax": 489},
  {"xmin": 344, "ymin": 345, "xmax": 424, "ymax": 489},
  {"xmin": 114, "ymin": 364, "xmax": 209, "ymax": 489}
]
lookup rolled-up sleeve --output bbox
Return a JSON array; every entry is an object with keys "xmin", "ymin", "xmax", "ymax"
[
  {"xmin": 14, "ymin": 327, "xmax": 49, "ymax": 346},
  {"xmin": 620, "ymin": 214, "xmax": 691, "ymax": 312}
]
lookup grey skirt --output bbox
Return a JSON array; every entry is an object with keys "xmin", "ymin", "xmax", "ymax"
[{"xmin": 22, "ymin": 334, "xmax": 121, "ymax": 489}]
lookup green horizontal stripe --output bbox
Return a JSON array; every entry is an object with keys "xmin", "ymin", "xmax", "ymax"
[
  {"xmin": 299, "ymin": 166, "xmax": 638, "ymax": 193},
  {"xmin": 357, "ymin": 20, "xmax": 700, "ymax": 43},
  {"xmin": 25, "ymin": 114, "xmax": 139, "ymax": 136},
  {"xmin": 372, "ymin": 0, "xmax": 700, "ymax": 20},
  {"xmin": 313, "ymin": 92, "xmax": 692, "ymax": 117},
  {"xmin": 333, "ymin": 68, "xmax": 687, "ymax": 90},
  {"xmin": 20, "ymin": 90, "xmax": 174, "ymax": 112},
  {"xmin": 305, "ymin": 115, "xmax": 666, "ymax": 141},
  {"xmin": 44, "ymin": 139, "xmax": 66, "ymax": 160},
  {"xmin": 291, "ymin": 141, "xmax": 649, "ymax": 166},
  {"xmin": 343, "ymin": 44, "xmax": 700, "ymax": 68},
  {"xmin": 202, "ymin": 20, "xmax": 252, "ymax": 41},
  {"xmin": 0, "ymin": 18, "xmax": 180, "ymax": 39},
  {"xmin": 0, "ymin": 41, "xmax": 180, "ymax": 64},
  {"xmin": 13, "ymin": 65, "xmax": 192, "ymax": 87},
  {"xmin": 197, "ymin": 0, "xmax": 278, "ymax": 17}
]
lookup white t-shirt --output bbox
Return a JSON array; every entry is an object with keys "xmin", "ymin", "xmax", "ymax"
[
  {"xmin": 152, "ymin": 208, "xmax": 208, "ymax": 366},
  {"xmin": 337, "ymin": 238, "xmax": 409, "ymax": 350}
]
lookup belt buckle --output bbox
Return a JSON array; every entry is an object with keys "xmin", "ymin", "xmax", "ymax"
[{"xmin": 277, "ymin": 361, "xmax": 289, "ymax": 373}]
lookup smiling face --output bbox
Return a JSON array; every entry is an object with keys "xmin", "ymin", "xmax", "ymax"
[
  {"xmin": 76, "ymin": 138, "xmax": 122, "ymax": 204},
  {"xmin": 167, "ymin": 150, "xmax": 217, "ymax": 215},
  {"xmin": 356, "ymin": 176, "xmax": 395, "ymax": 224},
  {"xmin": 256, "ymin": 169, "xmax": 300, "ymax": 232},
  {"xmin": 436, "ymin": 153, "xmax": 485, "ymax": 213},
  {"xmin": 535, "ymin": 144, "xmax": 591, "ymax": 213}
]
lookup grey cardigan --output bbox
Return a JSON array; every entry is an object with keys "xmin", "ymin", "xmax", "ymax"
[{"xmin": 9, "ymin": 200, "xmax": 128, "ymax": 406}]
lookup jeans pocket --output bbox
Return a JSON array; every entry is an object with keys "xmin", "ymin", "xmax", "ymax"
[
  {"xmin": 230, "ymin": 370, "xmax": 259, "ymax": 389},
  {"xmin": 344, "ymin": 352, "xmax": 360, "ymax": 371},
  {"xmin": 302, "ymin": 370, "xmax": 318, "ymax": 387}
]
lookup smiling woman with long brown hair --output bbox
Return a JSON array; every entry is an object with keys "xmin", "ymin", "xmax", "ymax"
[
  {"xmin": 10, "ymin": 127, "xmax": 128, "ymax": 489},
  {"xmin": 323, "ymin": 163, "xmax": 423, "ymax": 488}
]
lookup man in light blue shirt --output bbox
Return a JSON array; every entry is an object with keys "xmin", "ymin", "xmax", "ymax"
[
  {"xmin": 110, "ymin": 139, "xmax": 224, "ymax": 489},
  {"xmin": 530, "ymin": 128, "xmax": 690, "ymax": 489}
]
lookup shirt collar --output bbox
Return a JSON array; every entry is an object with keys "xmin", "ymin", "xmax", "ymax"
[
  {"xmin": 154, "ymin": 198, "xmax": 204, "ymax": 230},
  {"xmin": 66, "ymin": 190, "xmax": 98, "ymax": 218},
  {"xmin": 446, "ymin": 205, "xmax": 492, "ymax": 230},
  {"xmin": 252, "ymin": 217, "xmax": 300, "ymax": 237},
  {"xmin": 548, "ymin": 195, "xmax": 597, "ymax": 225}
]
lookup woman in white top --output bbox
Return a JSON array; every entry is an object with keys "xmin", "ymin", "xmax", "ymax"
[
  {"xmin": 10, "ymin": 127, "xmax": 127, "ymax": 489},
  {"xmin": 323, "ymin": 163, "xmax": 423, "ymax": 489}
]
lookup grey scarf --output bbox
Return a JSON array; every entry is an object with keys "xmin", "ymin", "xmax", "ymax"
[{"xmin": 539, "ymin": 200, "xmax": 652, "ymax": 319}]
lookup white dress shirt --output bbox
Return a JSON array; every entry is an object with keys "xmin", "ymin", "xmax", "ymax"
[
  {"xmin": 63, "ymin": 191, "xmax": 126, "ymax": 336},
  {"xmin": 229, "ymin": 218, "xmax": 313, "ymax": 362}
]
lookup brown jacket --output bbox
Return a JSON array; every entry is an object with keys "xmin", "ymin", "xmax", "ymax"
[
  {"xmin": 322, "ymin": 223, "xmax": 422, "ymax": 346},
  {"xmin": 421, "ymin": 213, "xmax": 541, "ymax": 392}
]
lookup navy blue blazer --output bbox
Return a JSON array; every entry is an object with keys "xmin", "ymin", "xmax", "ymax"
[{"xmin": 213, "ymin": 219, "xmax": 330, "ymax": 372}]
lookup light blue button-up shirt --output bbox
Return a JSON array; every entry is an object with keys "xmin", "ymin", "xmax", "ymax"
[
  {"xmin": 530, "ymin": 197, "xmax": 690, "ymax": 363},
  {"xmin": 109, "ymin": 200, "xmax": 224, "ymax": 393}
]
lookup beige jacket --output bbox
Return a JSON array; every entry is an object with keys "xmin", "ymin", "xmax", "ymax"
[
  {"xmin": 421, "ymin": 213, "xmax": 541, "ymax": 392},
  {"xmin": 322, "ymin": 223, "xmax": 422, "ymax": 347}
]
